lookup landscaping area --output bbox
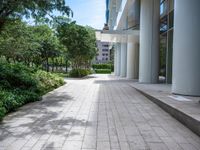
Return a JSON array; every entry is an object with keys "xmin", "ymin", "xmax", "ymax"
[
  {"xmin": 0, "ymin": 1, "xmax": 199, "ymax": 150},
  {"xmin": 0, "ymin": 62, "xmax": 64, "ymax": 120},
  {"xmin": 0, "ymin": 0, "xmax": 98, "ymax": 120},
  {"xmin": 92, "ymin": 64, "xmax": 113, "ymax": 74}
]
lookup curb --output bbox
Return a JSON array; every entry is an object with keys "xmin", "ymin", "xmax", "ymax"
[{"xmin": 133, "ymin": 87, "xmax": 200, "ymax": 137}]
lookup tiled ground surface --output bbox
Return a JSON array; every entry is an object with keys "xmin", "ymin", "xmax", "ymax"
[
  {"xmin": 129, "ymin": 82, "xmax": 200, "ymax": 137},
  {"xmin": 0, "ymin": 74, "xmax": 200, "ymax": 150}
]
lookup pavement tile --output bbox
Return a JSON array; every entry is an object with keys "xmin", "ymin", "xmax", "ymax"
[{"xmin": 0, "ymin": 75, "xmax": 199, "ymax": 150}]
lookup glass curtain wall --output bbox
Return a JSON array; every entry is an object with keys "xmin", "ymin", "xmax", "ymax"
[{"xmin": 160, "ymin": 0, "xmax": 174, "ymax": 83}]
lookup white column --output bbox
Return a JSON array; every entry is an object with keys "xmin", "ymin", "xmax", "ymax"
[
  {"xmin": 120, "ymin": 43, "xmax": 127, "ymax": 77},
  {"xmin": 139, "ymin": 0, "xmax": 160, "ymax": 83},
  {"xmin": 116, "ymin": 43, "xmax": 121, "ymax": 76},
  {"xmin": 172, "ymin": 0, "xmax": 200, "ymax": 96},
  {"xmin": 127, "ymin": 36, "xmax": 139, "ymax": 79},
  {"xmin": 114, "ymin": 45, "xmax": 118, "ymax": 76}
]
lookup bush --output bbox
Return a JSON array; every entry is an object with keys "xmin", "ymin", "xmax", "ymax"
[
  {"xmin": 0, "ymin": 100, "xmax": 6, "ymax": 120},
  {"xmin": 92, "ymin": 64, "xmax": 111, "ymax": 69},
  {"xmin": 0, "ymin": 62, "xmax": 65, "ymax": 120},
  {"xmin": 94, "ymin": 69, "xmax": 111, "ymax": 74},
  {"xmin": 111, "ymin": 64, "xmax": 114, "ymax": 72},
  {"xmin": 0, "ymin": 63, "xmax": 37, "ymax": 90},
  {"xmin": 34, "ymin": 70, "xmax": 65, "ymax": 95},
  {"xmin": 0, "ymin": 90, "xmax": 19, "ymax": 112},
  {"xmin": 69, "ymin": 69, "xmax": 92, "ymax": 78},
  {"xmin": 56, "ymin": 72, "xmax": 69, "ymax": 78},
  {"xmin": 92, "ymin": 64, "xmax": 114, "ymax": 72}
]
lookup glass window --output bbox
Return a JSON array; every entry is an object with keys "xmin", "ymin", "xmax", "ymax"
[
  {"xmin": 103, "ymin": 44, "xmax": 109, "ymax": 47},
  {"xmin": 160, "ymin": 0, "xmax": 167, "ymax": 16},
  {"xmin": 169, "ymin": 10, "xmax": 174, "ymax": 29},
  {"xmin": 169, "ymin": 0, "xmax": 174, "ymax": 11},
  {"xmin": 160, "ymin": 15, "xmax": 168, "ymax": 33}
]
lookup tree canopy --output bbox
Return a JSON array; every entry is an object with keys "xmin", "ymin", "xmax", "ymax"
[
  {"xmin": 0, "ymin": 0, "xmax": 98, "ymax": 73},
  {"xmin": 0, "ymin": 19, "xmax": 98, "ymax": 72},
  {"xmin": 57, "ymin": 22, "xmax": 97, "ymax": 69},
  {"xmin": 0, "ymin": 0, "xmax": 72, "ymax": 30},
  {"xmin": 0, "ymin": 20, "xmax": 66, "ymax": 71}
]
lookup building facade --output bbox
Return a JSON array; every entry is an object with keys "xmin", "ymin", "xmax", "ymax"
[
  {"xmin": 95, "ymin": 41, "xmax": 111, "ymax": 64},
  {"xmin": 107, "ymin": 0, "xmax": 200, "ymax": 96}
]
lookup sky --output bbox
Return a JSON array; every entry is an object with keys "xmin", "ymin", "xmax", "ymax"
[{"xmin": 67, "ymin": 0, "xmax": 106, "ymax": 29}]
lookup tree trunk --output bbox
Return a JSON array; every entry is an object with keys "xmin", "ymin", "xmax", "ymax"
[
  {"xmin": 6, "ymin": 57, "xmax": 10, "ymax": 63},
  {"xmin": 65, "ymin": 59, "xmax": 68, "ymax": 73},
  {"xmin": 60, "ymin": 58, "xmax": 62, "ymax": 71},
  {"xmin": 55, "ymin": 59, "xmax": 58, "ymax": 71},
  {"xmin": 0, "ymin": 19, "xmax": 5, "ymax": 33},
  {"xmin": 51, "ymin": 57, "xmax": 54, "ymax": 72},
  {"xmin": 46, "ymin": 58, "xmax": 49, "ymax": 72}
]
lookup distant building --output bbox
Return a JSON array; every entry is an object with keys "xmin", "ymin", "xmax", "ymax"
[
  {"xmin": 95, "ymin": 22, "xmax": 110, "ymax": 64},
  {"xmin": 95, "ymin": 41, "xmax": 110, "ymax": 64}
]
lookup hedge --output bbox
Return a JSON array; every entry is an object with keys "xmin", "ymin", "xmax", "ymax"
[
  {"xmin": 69, "ymin": 69, "xmax": 92, "ymax": 78},
  {"xmin": 92, "ymin": 64, "xmax": 111, "ymax": 69},
  {"xmin": 94, "ymin": 69, "xmax": 111, "ymax": 74}
]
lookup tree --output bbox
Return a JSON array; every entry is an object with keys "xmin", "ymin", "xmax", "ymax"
[
  {"xmin": 30, "ymin": 25, "xmax": 63, "ymax": 71},
  {"xmin": 110, "ymin": 46, "xmax": 114, "ymax": 65},
  {"xmin": 0, "ymin": 20, "xmax": 65, "ymax": 71},
  {"xmin": 57, "ymin": 22, "xmax": 97, "ymax": 69},
  {"xmin": 0, "ymin": 0, "xmax": 72, "ymax": 31},
  {"xmin": 0, "ymin": 20, "xmax": 40, "ymax": 63}
]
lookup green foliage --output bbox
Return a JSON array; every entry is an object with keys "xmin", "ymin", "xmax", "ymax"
[
  {"xmin": 111, "ymin": 64, "xmax": 114, "ymax": 72},
  {"xmin": 69, "ymin": 69, "xmax": 92, "ymax": 78},
  {"xmin": 110, "ymin": 46, "xmax": 115, "ymax": 65},
  {"xmin": 0, "ymin": 62, "xmax": 37, "ymax": 90},
  {"xmin": 92, "ymin": 64, "xmax": 113, "ymax": 73},
  {"xmin": 92, "ymin": 64, "xmax": 112, "ymax": 69},
  {"xmin": 56, "ymin": 73, "xmax": 69, "ymax": 78},
  {"xmin": 57, "ymin": 22, "xmax": 97, "ymax": 69},
  {"xmin": 0, "ymin": 101, "xmax": 6, "ymax": 120},
  {"xmin": 0, "ymin": 0, "xmax": 72, "ymax": 30},
  {"xmin": 0, "ymin": 89, "xmax": 41, "ymax": 120},
  {"xmin": 34, "ymin": 70, "xmax": 64, "ymax": 94},
  {"xmin": 0, "ymin": 90, "xmax": 20, "ymax": 112},
  {"xmin": 0, "ymin": 20, "xmax": 39, "ymax": 63},
  {"xmin": 0, "ymin": 21, "xmax": 67, "ymax": 71},
  {"xmin": 31, "ymin": 24, "xmax": 65, "ymax": 70},
  {"xmin": 94, "ymin": 69, "xmax": 111, "ymax": 74},
  {"xmin": 0, "ymin": 63, "xmax": 64, "ymax": 120}
]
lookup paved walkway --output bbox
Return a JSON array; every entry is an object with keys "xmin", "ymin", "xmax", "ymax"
[
  {"xmin": 129, "ymin": 82, "xmax": 200, "ymax": 137},
  {"xmin": 0, "ymin": 74, "xmax": 200, "ymax": 150}
]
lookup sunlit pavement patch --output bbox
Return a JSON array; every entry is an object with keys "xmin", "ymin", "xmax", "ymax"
[{"xmin": 168, "ymin": 95, "xmax": 192, "ymax": 102}]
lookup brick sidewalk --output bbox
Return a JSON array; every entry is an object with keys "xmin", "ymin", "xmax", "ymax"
[{"xmin": 0, "ymin": 74, "xmax": 199, "ymax": 150}]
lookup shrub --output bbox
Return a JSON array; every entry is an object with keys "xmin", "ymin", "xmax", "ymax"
[
  {"xmin": 69, "ymin": 69, "xmax": 92, "ymax": 78},
  {"xmin": 0, "ymin": 101, "xmax": 6, "ymax": 120},
  {"xmin": 94, "ymin": 69, "xmax": 111, "ymax": 74},
  {"xmin": 14, "ymin": 89, "xmax": 40, "ymax": 104},
  {"xmin": 92, "ymin": 64, "xmax": 114, "ymax": 72},
  {"xmin": 92, "ymin": 64, "xmax": 111, "ymax": 69},
  {"xmin": 111, "ymin": 64, "xmax": 114, "ymax": 72},
  {"xmin": 0, "ymin": 90, "xmax": 19, "ymax": 112},
  {"xmin": 0, "ymin": 62, "xmax": 37, "ymax": 91},
  {"xmin": 0, "ymin": 62, "xmax": 65, "ymax": 120},
  {"xmin": 34, "ymin": 70, "xmax": 65, "ymax": 95},
  {"xmin": 56, "ymin": 73, "xmax": 69, "ymax": 78},
  {"xmin": 86, "ymin": 69, "xmax": 93, "ymax": 75}
]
